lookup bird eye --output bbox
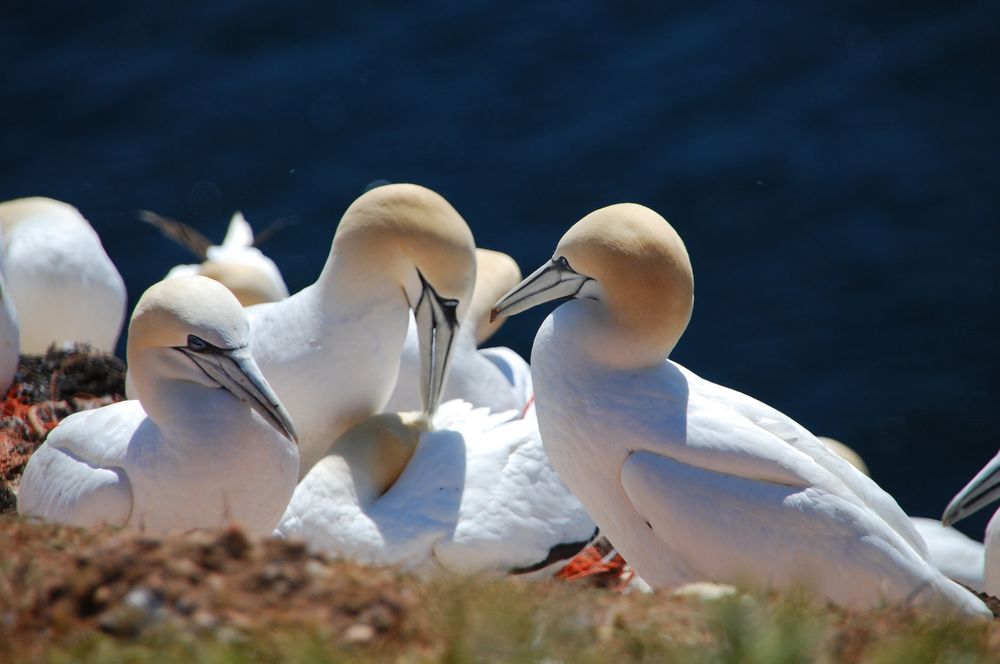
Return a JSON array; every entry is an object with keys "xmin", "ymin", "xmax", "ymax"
[
  {"xmin": 187, "ymin": 335, "xmax": 209, "ymax": 351},
  {"xmin": 556, "ymin": 256, "xmax": 572, "ymax": 270}
]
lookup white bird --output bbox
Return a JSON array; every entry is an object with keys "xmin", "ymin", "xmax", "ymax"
[
  {"xmin": 468, "ymin": 248, "xmax": 525, "ymax": 346},
  {"xmin": 943, "ymin": 451, "xmax": 1000, "ymax": 596},
  {"xmin": 910, "ymin": 517, "xmax": 986, "ymax": 593},
  {"xmin": 817, "ymin": 435, "xmax": 985, "ymax": 592},
  {"xmin": 266, "ymin": 185, "xmax": 592, "ymax": 571},
  {"xmin": 491, "ymin": 203, "xmax": 989, "ymax": 616},
  {"xmin": 0, "ymin": 228, "xmax": 18, "ymax": 391},
  {"xmin": 17, "ymin": 276, "xmax": 298, "ymax": 537},
  {"xmin": 384, "ymin": 248, "xmax": 532, "ymax": 414},
  {"xmin": 0, "ymin": 197, "xmax": 126, "ymax": 353},
  {"xmin": 247, "ymin": 183, "xmax": 477, "ymax": 477},
  {"xmin": 278, "ymin": 400, "xmax": 595, "ymax": 574},
  {"xmin": 142, "ymin": 210, "xmax": 289, "ymax": 306}
]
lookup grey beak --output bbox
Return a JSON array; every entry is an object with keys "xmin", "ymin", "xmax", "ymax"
[
  {"xmin": 490, "ymin": 256, "xmax": 591, "ymax": 322},
  {"xmin": 412, "ymin": 272, "xmax": 459, "ymax": 417},
  {"xmin": 180, "ymin": 344, "xmax": 298, "ymax": 444},
  {"xmin": 942, "ymin": 452, "xmax": 1000, "ymax": 527}
]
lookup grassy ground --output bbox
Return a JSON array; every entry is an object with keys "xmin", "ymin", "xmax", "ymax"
[{"xmin": 2, "ymin": 517, "xmax": 999, "ymax": 664}]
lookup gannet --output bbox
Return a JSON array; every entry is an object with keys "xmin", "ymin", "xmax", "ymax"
[
  {"xmin": 142, "ymin": 210, "xmax": 289, "ymax": 306},
  {"xmin": 18, "ymin": 276, "xmax": 298, "ymax": 536},
  {"xmin": 384, "ymin": 248, "xmax": 533, "ymax": 413},
  {"xmin": 277, "ymin": 399, "xmax": 595, "ymax": 575},
  {"xmin": 943, "ymin": 451, "xmax": 1000, "ymax": 596},
  {"xmin": 817, "ymin": 436, "xmax": 985, "ymax": 592},
  {"xmin": 469, "ymin": 248, "xmax": 524, "ymax": 346},
  {"xmin": 0, "ymin": 197, "xmax": 126, "ymax": 353},
  {"xmin": 247, "ymin": 183, "xmax": 476, "ymax": 477},
  {"xmin": 491, "ymin": 203, "xmax": 989, "ymax": 616},
  {"xmin": 270, "ymin": 188, "xmax": 591, "ymax": 570}
]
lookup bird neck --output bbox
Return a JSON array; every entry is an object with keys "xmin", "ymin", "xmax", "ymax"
[
  {"xmin": 548, "ymin": 299, "xmax": 680, "ymax": 370},
  {"xmin": 985, "ymin": 510, "xmax": 1000, "ymax": 597},
  {"xmin": 325, "ymin": 412, "xmax": 429, "ymax": 505},
  {"xmin": 309, "ymin": 254, "xmax": 412, "ymax": 402},
  {"xmin": 467, "ymin": 285, "xmax": 502, "ymax": 346},
  {"xmin": 468, "ymin": 252, "xmax": 520, "ymax": 345},
  {"xmin": 128, "ymin": 349, "xmax": 258, "ymax": 446},
  {"xmin": 314, "ymin": 229, "xmax": 411, "ymax": 305}
]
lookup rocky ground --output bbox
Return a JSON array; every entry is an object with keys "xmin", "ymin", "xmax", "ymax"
[
  {"xmin": 3, "ymin": 348, "xmax": 1000, "ymax": 662},
  {"xmin": 4, "ymin": 516, "xmax": 1000, "ymax": 663},
  {"xmin": 1, "ymin": 518, "xmax": 432, "ymax": 659}
]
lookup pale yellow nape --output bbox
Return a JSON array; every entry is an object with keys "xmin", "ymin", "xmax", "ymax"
[
  {"xmin": 0, "ymin": 197, "xmax": 88, "ymax": 234},
  {"xmin": 199, "ymin": 260, "xmax": 283, "ymax": 307},
  {"xmin": 470, "ymin": 248, "xmax": 522, "ymax": 345},
  {"xmin": 327, "ymin": 411, "xmax": 431, "ymax": 496},
  {"xmin": 817, "ymin": 436, "xmax": 871, "ymax": 476},
  {"xmin": 127, "ymin": 276, "xmax": 245, "ymax": 356},
  {"xmin": 329, "ymin": 183, "xmax": 476, "ymax": 315},
  {"xmin": 556, "ymin": 203, "xmax": 694, "ymax": 366}
]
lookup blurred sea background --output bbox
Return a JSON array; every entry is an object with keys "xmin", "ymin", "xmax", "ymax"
[{"xmin": 2, "ymin": 2, "xmax": 997, "ymax": 536}]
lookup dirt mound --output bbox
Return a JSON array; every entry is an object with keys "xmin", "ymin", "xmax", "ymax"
[{"xmin": 0, "ymin": 518, "xmax": 427, "ymax": 658}]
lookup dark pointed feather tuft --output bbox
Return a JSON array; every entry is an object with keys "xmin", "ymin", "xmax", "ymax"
[{"xmin": 139, "ymin": 210, "xmax": 213, "ymax": 259}]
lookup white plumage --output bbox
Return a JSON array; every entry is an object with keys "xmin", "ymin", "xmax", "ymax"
[
  {"xmin": 0, "ymin": 197, "xmax": 126, "ymax": 353},
  {"xmin": 492, "ymin": 203, "xmax": 989, "ymax": 616},
  {"xmin": 909, "ymin": 517, "xmax": 985, "ymax": 593},
  {"xmin": 18, "ymin": 276, "xmax": 298, "ymax": 537},
  {"xmin": 816, "ymin": 436, "xmax": 986, "ymax": 593},
  {"xmin": 246, "ymin": 184, "xmax": 478, "ymax": 477},
  {"xmin": 278, "ymin": 399, "xmax": 594, "ymax": 574}
]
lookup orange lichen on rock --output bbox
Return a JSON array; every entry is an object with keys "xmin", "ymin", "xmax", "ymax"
[{"xmin": 0, "ymin": 345, "xmax": 126, "ymax": 513}]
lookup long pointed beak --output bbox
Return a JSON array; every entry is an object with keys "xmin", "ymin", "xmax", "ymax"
[
  {"xmin": 490, "ymin": 257, "xmax": 591, "ymax": 322},
  {"xmin": 413, "ymin": 274, "xmax": 460, "ymax": 417},
  {"xmin": 942, "ymin": 452, "xmax": 1000, "ymax": 527},
  {"xmin": 180, "ymin": 345, "xmax": 298, "ymax": 443}
]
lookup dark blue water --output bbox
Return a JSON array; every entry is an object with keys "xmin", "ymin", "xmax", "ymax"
[{"xmin": 3, "ymin": 2, "xmax": 998, "ymax": 536}]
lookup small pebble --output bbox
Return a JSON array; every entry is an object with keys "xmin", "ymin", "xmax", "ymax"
[
  {"xmin": 192, "ymin": 609, "xmax": 219, "ymax": 630},
  {"xmin": 343, "ymin": 623, "xmax": 375, "ymax": 644},
  {"xmin": 97, "ymin": 587, "xmax": 164, "ymax": 636}
]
